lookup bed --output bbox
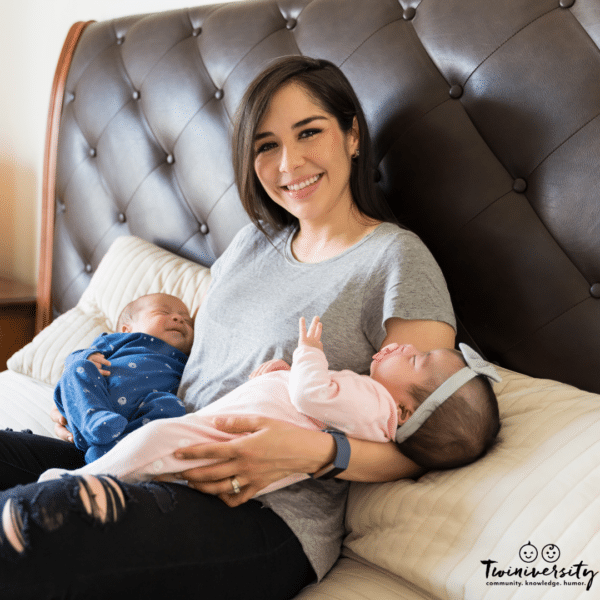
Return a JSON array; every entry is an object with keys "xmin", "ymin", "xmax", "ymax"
[{"xmin": 3, "ymin": 0, "xmax": 600, "ymax": 598}]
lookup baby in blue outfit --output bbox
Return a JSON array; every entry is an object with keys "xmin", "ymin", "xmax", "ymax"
[{"xmin": 54, "ymin": 293, "xmax": 194, "ymax": 462}]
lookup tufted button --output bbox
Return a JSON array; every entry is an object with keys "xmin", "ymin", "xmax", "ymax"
[
  {"xmin": 214, "ymin": 89, "xmax": 224, "ymax": 100},
  {"xmin": 449, "ymin": 84, "xmax": 463, "ymax": 99},
  {"xmin": 118, "ymin": 212, "xmax": 126, "ymax": 223},
  {"xmin": 132, "ymin": 90, "xmax": 141, "ymax": 100},
  {"xmin": 591, "ymin": 283, "xmax": 600, "ymax": 298},
  {"xmin": 373, "ymin": 168, "xmax": 381, "ymax": 183},
  {"xmin": 116, "ymin": 36, "xmax": 125, "ymax": 45},
  {"xmin": 192, "ymin": 27, "xmax": 202, "ymax": 36},
  {"xmin": 559, "ymin": 0, "xmax": 575, "ymax": 7},
  {"xmin": 89, "ymin": 148, "xmax": 96, "ymax": 158},
  {"xmin": 286, "ymin": 18, "xmax": 297, "ymax": 30},
  {"xmin": 166, "ymin": 154, "xmax": 175, "ymax": 165},
  {"xmin": 200, "ymin": 223, "xmax": 209, "ymax": 235},
  {"xmin": 85, "ymin": 264, "xmax": 93, "ymax": 274},
  {"xmin": 67, "ymin": 92, "xmax": 76, "ymax": 103},
  {"xmin": 513, "ymin": 178, "xmax": 527, "ymax": 193},
  {"xmin": 58, "ymin": 201, "xmax": 66, "ymax": 213},
  {"xmin": 403, "ymin": 7, "xmax": 416, "ymax": 20}
]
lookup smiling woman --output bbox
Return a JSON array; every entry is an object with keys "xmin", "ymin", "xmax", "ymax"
[{"xmin": 0, "ymin": 55, "xmax": 456, "ymax": 599}]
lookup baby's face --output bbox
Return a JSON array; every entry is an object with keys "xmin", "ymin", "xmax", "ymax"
[
  {"xmin": 127, "ymin": 294, "xmax": 194, "ymax": 355},
  {"xmin": 370, "ymin": 344, "xmax": 465, "ymax": 417}
]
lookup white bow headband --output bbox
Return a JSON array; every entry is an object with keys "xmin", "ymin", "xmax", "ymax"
[{"xmin": 395, "ymin": 344, "xmax": 501, "ymax": 444}]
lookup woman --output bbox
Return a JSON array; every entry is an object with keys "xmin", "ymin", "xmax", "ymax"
[{"xmin": 0, "ymin": 56, "xmax": 455, "ymax": 599}]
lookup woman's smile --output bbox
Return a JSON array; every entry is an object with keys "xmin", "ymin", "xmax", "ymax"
[
  {"xmin": 282, "ymin": 173, "xmax": 323, "ymax": 193},
  {"xmin": 281, "ymin": 173, "xmax": 324, "ymax": 200}
]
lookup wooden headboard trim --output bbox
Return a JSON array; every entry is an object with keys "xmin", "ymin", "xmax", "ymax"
[{"xmin": 36, "ymin": 20, "xmax": 94, "ymax": 334}]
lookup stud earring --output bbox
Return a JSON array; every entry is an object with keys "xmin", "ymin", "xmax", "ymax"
[{"xmin": 353, "ymin": 150, "xmax": 360, "ymax": 158}]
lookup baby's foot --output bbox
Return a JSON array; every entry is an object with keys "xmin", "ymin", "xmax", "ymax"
[{"xmin": 84, "ymin": 411, "xmax": 128, "ymax": 444}]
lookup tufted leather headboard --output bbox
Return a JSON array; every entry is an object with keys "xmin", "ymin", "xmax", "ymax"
[{"xmin": 39, "ymin": 0, "xmax": 600, "ymax": 394}]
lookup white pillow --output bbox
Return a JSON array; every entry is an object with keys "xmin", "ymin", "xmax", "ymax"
[
  {"xmin": 344, "ymin": 367, "xmax": 600, "ymax": 598},
  {"xmin": 8, "ymin": 236, "xmax": 212, "ymax": 386}
]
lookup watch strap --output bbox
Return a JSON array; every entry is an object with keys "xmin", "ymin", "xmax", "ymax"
[{"xmin": 310, "ymin": 429, "xmax": 351, "ymax": 479}]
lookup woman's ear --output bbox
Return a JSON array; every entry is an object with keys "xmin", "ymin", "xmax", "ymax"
[{"xmin": 349, "ymin": 116, "xmax": 360, "ymax": 156}]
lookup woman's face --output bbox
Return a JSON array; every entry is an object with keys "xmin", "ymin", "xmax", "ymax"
[{"xmin": 253, "ymin": 82, "xmax": 359, "ymax": 226}]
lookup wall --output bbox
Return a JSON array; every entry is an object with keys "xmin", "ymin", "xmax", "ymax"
[{"xmin": 0, "ymin": 0, "xmax": 242, "ymax": 288}]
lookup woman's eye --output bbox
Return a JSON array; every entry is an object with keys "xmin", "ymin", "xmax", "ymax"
[
  {"xmin": 299, "ymin": 128, "xmax": 321, "ymax": 140},
  {"xmin": 255, "ymin": 141, "xmax": 277, "ymax": 155}
]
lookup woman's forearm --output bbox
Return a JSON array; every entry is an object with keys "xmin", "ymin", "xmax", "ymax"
[
  {"xmin": 342, "ymin": 437, "xmax": 422, "ymax": 481},
  {"xmin": 306, "ymin": 430, "xmax": 422, "ymax": 482}
]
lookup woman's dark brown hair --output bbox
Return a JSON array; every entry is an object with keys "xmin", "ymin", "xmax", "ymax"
[{"xmin": 232, "ymin": 55, "xmax": 396, "ymax": 235}]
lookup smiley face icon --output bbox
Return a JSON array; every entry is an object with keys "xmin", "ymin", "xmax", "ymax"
[
  {"xmin": 519, "ymin": 542, "xmax": 538, "ymax": 563},
  {"xmin": 541, "ymin": 544, "xmax": 560, "ymax": 563}
]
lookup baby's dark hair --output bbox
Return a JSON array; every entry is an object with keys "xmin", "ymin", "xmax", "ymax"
[{"xmin": 398, "ymin": 372, "xmax": 500, "ymax": 471}]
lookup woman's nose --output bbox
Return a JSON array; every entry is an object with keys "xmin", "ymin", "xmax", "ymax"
[{"xmin": 279, "ymin": 143, "xmax": 304, "ymax": 173}]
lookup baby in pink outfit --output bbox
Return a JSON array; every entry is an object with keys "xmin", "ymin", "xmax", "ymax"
[{"xmin": 40, "ymin": 317, "xmax": 500, "ymax": 493}]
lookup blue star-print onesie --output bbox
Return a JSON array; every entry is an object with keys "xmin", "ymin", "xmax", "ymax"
[{"xmin": 54, "ymin": 332, "xmax": 187, "ymax": 463}]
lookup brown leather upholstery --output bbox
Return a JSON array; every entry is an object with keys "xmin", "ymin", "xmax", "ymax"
[{"xmin": 47, "ymin": 0, "xmax": 600, "ymax": 393}]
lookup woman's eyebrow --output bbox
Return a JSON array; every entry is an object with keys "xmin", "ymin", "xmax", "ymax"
[
  {"xmin": 292, "ymin": 115, "xmax": 328, "ymax": 129},
  {"xmin": 254, "ymin": 115, "xmax": 328, "ymax": 141}
]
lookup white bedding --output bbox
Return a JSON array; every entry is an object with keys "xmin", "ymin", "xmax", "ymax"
[
  {"xmin": 2, "ymin": 236, "xmax": 598, "ymax": 600},
  {"xmin": 0, "ymin": 370, "xmax": 56, "ymax": 437}
]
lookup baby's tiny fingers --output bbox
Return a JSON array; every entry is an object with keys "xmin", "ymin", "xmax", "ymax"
[
  {"xmin": 308, "ymin": 316, "xmax": 321, "ymax": 338},
  {"xmin": 298, "ymin": 316, "xmax": 307, "ymax": 338}
]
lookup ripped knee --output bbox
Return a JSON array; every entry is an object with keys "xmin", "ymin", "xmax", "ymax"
[
  {"xmin": 2, "ymin": 499, "xmax": 25, "ymax": 553},
  {"xmin": 77, "ymin": 475, "xmax": 127, "ymax": 523},
  {"xmin": 0, "ymin": 475, "xmax": 127, "ymax": 556}
]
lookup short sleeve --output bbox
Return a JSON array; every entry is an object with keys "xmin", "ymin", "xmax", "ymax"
[{"xmin": 362, "ymin": 231, "xmax": 456, "ymax": 351}]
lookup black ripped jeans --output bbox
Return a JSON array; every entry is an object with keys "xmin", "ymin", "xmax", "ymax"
[{"xmin": 0, "ymin": 430, "xmax": 315, "ymax": 600}]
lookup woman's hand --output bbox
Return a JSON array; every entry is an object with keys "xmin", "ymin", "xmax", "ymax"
[
  {"xmin": 171, "ymin": 415, "xmax": 336, "ymax": 507},
  {"xmin": 50, "ymin": 406, "xmax": 74, "ymax": 443},
  {"xmin": 249, "ymin": 359, "xmax": 290, "ymax": 379}
]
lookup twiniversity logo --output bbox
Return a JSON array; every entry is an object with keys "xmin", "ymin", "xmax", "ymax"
[{"xmin": 481, "ymin": 542, "xmax": 597, "ymax": 591}]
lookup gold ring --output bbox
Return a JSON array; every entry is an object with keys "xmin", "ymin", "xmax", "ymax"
[{"xmin": 230, "ymin": 477, "xmax": 241, "ymax": 494}]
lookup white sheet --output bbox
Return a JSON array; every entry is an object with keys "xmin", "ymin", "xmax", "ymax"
[{"xmin": 0, "ymin": 369, "xmax": 56, "ymax": 437}]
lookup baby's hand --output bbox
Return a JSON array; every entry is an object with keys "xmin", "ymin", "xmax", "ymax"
[
  {"xmin": 88, "ymin": 352, "xmax": 111, "ymax": 376},
  {"xmin": 299, "ymin": 316, "xmax": 323, "ymax": 351}
]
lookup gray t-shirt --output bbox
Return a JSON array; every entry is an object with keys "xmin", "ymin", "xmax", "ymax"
[{"xmin": 178, "ymin": 222, "xmax": 455, "ymax": 580}]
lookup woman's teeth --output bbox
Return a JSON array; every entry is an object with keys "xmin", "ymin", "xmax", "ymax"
[{"xmin": 285, "ymin": 174, "xmax": 321, "ymax": 191}]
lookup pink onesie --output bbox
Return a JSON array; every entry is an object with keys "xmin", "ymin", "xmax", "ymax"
[{"xmin": 39, "ymin": 345, "xmax": 398, "ymax": 495}]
